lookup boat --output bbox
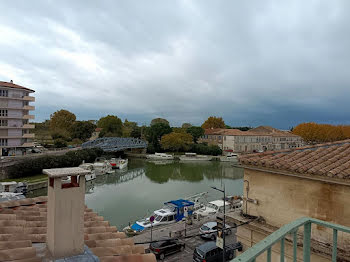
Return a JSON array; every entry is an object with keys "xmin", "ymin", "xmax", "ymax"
[
  {"xmin": 124, "ymin": 199, "xmax": 195, "ymax": 235},
  {"xmin": 179, "ymin": 153, "xmax": 213, "ymax": 161},
  {"xmin": 78, "ymin": 163, "xmax": 97, "ymax": 181},
  {"xmin": 146, "ymin": 152, "xmax": 174, "ymax": 160},
  {"xmin": 193, "ymin": 199, "xmax": 232, "ymax": 218},
  {"xmin": 220, "ymin": 152, "xmax": 238, "ymax": 162},
  {"xmin": 93, "ymin": 157, "xmax": 113, "ymax": 175},
  {"xmin": 0, "ymin": 181, "xmax": 27, "ymax": 195},
  {"xmin": 115, "ymin": 158, "xmax": 128, "ymax": 169},
  {"xmin": 0, "ymin": 192, "xmax": 25, "ymax": 202}
]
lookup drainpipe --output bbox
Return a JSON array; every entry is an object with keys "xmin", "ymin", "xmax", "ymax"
[{"xmin": 243, "ymin": 180, "xmax": 250, "ymax": 215}]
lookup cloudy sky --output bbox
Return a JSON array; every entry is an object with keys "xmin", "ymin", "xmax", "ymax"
[{"xmin": 0, "ymin": 0, "xmax": 349, "ymax": 129}]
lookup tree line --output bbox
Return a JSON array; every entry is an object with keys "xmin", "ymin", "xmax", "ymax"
[{"xmin": 292, "ymin": 122, "xmax": 350, "ymax": 143}]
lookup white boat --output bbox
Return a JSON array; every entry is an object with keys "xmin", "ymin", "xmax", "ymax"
[
  {"xmin": 78, "ymin": 163, "xmax": 97, "ymax": 181},
  {"xmin": 220, "ymin": 153, "xmax": 238, "ymax": 162},
  {"xmin": 193, "ymin": 199, "xmax": 241, "ymax": 218},
  {"xmin": 179, "ymin": 153, "xmax": 213, "ymax": 161},
  {"xmin": 146, "ymin": 152, "xmax": 174, "ymax": 160},
  {"xmin": 116, "ymin": 158, "xmax": 128, "ymax": 169},
  {"xmin": 0, "ymin": 192, "xmax": 25, "ymax": 202},
  {"xmin": 0, "ymin": 181, "xmax": 27, "ymax": 194},
  {"xmin": 93, "ymin": 157, "xmax": 113, "ymax": 175}
]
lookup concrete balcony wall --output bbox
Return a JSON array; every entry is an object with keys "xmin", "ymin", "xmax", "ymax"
[
  {"xmin": 8, "ymin": 129, "xmax": 22, "ymax": 136},
  {"xmin": 23, "ymin": 124, "xmax": 35, "ymax": 129},
  {"xmin": 23, "ymin": 105, "xmax": 35, "ymax": 110},
  {"xmin": 22, "ymin": 142, "xmax": 34, "ymax": 147},
  {"xmin": 23, "ymin": 115, "xmax": 35, "ymax": 120},
  {"xmin": 23, "ymin": 96, "xmax": 35, "ymax": 102},
  {"xmin": 22, "ymin": 133, "xmax": 35, "ymax": 138}
]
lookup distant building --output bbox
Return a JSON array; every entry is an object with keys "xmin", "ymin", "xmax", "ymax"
[
  {"xmin": 0, "ymin": 81, "xmax": 35, "ymax": 156},
  {"xmin": 199, "ymin": 126, "xmax": 304, "ymax": 153},
  {"xmin": 89, "ymin": 127, "xmax": 102, "ymax": 141},
  {"xmin": 228, "ymin": 140, "xmax": 350, "ymax": 261}
]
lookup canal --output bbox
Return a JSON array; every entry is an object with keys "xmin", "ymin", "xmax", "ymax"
[{"xmin": 84, "ymin": 159, "xmax": 244, "ymax": 230}]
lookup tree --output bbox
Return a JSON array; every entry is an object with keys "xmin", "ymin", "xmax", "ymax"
[
  {"xmin": 97, "ymin": 115, "xmax": 123, "ymax": 137},
  {"xmin": 186, "ymin": 126, "xmax": 204, "ymax": 143},
  {"xmin": 161, "ymin": 132, "xmax": 193, "ymax": 152},
  {"xmin": 201, "ymin": 116, "xmax": 225, "ymax": 129},
  {"xmin": 182, "ymin": 123, "xmax": 192, "ymax": 129},
  {"xmin": 150, "ymin": 118, "xmax": 169, "ymax": 126},
  {"xmin": 70, "ymin": 121, "xmax": 96, "ymax": 141},
  {"xmin": 145, "ymin": 123, "xmax": 172, "ymax": 151},
  {"xmin": 172, "ymin": 127, "xmax": 186, "ymax": 133},
  {"xmin": 50, "ymin": 110, "xmax": 76, "ymax": 132}
]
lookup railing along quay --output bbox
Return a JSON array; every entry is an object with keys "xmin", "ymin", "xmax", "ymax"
[{"xmin": 232, "ymin": 217, "xmax": 350, "ymax": 262}]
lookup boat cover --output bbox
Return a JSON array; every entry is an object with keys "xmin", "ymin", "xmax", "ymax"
[{"xmin": 131, "ymin": 223, "xmax": 145, "ymax": 232}]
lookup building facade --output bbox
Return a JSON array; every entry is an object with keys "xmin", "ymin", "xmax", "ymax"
[
  {"xmin": 228, "ymin": 140, "xmax": 350, "ymax": 261},
  {"xmin": 0, "ymin": 81, "xmax": 35, "ymax": 156},
  {"xmin": 199, "ymin": 126, "xmax": 304, "ymax": 153}
]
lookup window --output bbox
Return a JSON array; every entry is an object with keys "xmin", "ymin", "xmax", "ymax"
[
  {"xmin": 0, "ymin": 120, "xmax": 7, "ymax": 126},
  {"xmin": 0, "ymin": 90, "xmax": 8, "ymax": 97},
  {"xmin": 161, "ymin": 216, "xmax": 167, "ymax": 222},
  {"xmin": 0, "ymin": 110, "xmax": 8, "ymax": 116},
  {"xmin": 0, "ymin": 139, "xmax": 8, "ymax": 146},
  {"xmin": 168, "ymin": 215, "xmax": 175, "ymax": 221}
]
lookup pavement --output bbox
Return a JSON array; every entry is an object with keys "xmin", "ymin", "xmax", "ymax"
[{"xmin": 133, "ymin": 213, "xmax": 238, "ymax": 262}]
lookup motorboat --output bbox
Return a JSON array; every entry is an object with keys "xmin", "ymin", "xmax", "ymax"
[
  {"xmin": 179, "ymin": 153, "xmax": 213, "ymax": 161},
  {"xmin": 78, "ymin": 163, "xmax": 97, "ymax": 181},
  {"xmin": 220, "ymin": 152, "xmax": 238, "ymax": 162},
  {"xmin": 193, "ymin": 199, "xmax": 231, "ymax": 218},
  {"xmin": 146, "ymin": 153, "xmax": 174, "ymax": 160},
  {"xmin": 0, "ymin": 181, "xmax": 27, "ymax": 194},
  {"xmin": 124, "ymin": 199, "xmax": 195, "ymax": 235},
  {"xmin": 0, "ymin": 192, "xmax": 25, "ymax": 202},
  {"xmin": 116, "ymin": 158, "xmax": 128, "ymax": 169},
  {"xmin": 93, "ymin": 157, "xmax": 113, "ymax": 175}
]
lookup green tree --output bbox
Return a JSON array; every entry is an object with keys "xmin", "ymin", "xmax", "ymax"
[
  {"xmin": 161, "ymin": 132, "xmax": 193, "ymax": 152},
  {"xmin": 201, "ymin": 116, "xmax": 226, "ymax": 129},
  {"xmin": 50, "ymin": 110, "xmax": 76, "ymax": 132},
  {"xmin": 145, "ymin": 123, "xmax": 172, "ymax": 151},
  {"xmin": 186, "ymin": 126, "xmax": 204, "ymax": 143},
  {"xmin": 182, "ymin": 123, "xmax": 192, "ymax": 129},
  {"xmin": 150, "ymin": 118, "xmax": 169, "ymax": 126},
  {"xmin": 97, "ymin": 115, "xmax": 123, "ymax": 137},
  {"xmin": 122, "ymin": 119, "xmax": 139, "ymax": 137},
  {"xmin": 70, "ymin": 121, "xmax": 96, "ymax": 141}
]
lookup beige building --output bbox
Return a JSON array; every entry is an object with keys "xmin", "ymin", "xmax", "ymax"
[
  {"xmin": 228, "ymin": 140, "xmax": 350, "ymax": 261},
  {"xmin": 199, "ymin": 126, "xmax": 303, "ymax": 153},
  {"xmin": 0, "ymin": 80, "xmax": 35, "ymax": 156}
]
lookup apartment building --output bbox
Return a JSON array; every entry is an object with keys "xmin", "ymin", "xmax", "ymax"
[
  {"xmin": 0, "ymin": 81, "xmax": 35, "ymax": 156},
  {"xmin": 199, "ymin": 126, "xmax": 303, "ymax": 153}
]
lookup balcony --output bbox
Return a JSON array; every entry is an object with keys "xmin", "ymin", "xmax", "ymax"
[
  {"xmin": 232, "ymin": 217, "xmax": 350, "ymax": 262},
  {"xmin": 23, "ymin": 96, "xmax": 35, "ymax": 102},
  {"xmin": 23, "ymin": 124, "xmax": 35, "ymax": 129},
  {"xmin": 23, "ymin": 105, "xmax": 35, "ymax": 110},
  {"xmin": 21, "ymin": 142, "xmax": 35, "ymax": 147},
  {"xmin": 23, "ymin": 115, "xmax": 35, "ymax": 120},
  {"xmin": 22, "ymin": 133, "xmax": 35, "ymax": 138}
]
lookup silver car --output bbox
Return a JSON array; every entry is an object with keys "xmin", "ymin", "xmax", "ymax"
[{"xmin": 199, "ymin": 221, "xmax": 232, "ymax": 240}]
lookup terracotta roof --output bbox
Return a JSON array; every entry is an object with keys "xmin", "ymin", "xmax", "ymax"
[
  {"xmin": 204, "ymin": 126, "xmax": 299, "ymax": 137},
  {"xmin": 0, "ymin": 196, "xmax": 156, "ymax": 262},
  {"xmin": 239, "ymin": 140, "xmax": 350, "ymax": 179},
  {"xmin": 0, "ymin": 81, "xmax": 35, "ymax": 93}
]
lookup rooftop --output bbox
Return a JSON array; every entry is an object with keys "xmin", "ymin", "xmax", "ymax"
[
  {"xmin": 204, "ymin": 126, "xmax": 299, "ymax": 137},
  {"xmin": 239, "ymin": 140, "xmax": 350, "ymax": 180},
  {"xmin": 0, "ymin": 81, "xmax": 35, "ymax": 93},
  {"xmin": 0, "ymin": 196, "xmax": 156, "ymax": 262}
]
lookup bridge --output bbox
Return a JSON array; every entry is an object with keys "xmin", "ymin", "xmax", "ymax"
[{"xmin": 82, "ymin": 137, "xmax": 148, "ymax": 152}]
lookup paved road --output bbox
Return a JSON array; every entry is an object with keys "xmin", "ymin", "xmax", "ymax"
[{"xmin": 133, "ymin": 214, "xmax": 238, "ymax": 261}]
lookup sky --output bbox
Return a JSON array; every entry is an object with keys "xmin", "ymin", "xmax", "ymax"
[{"xmin": 0, "ymin": 0, "xmax": 350, "ymax": 129}]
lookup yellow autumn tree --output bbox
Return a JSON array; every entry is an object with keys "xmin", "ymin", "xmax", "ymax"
[
  {"xmin": 293, "ymin": 122, "xmax": 349, "ymax": 143},
  {"xmin": 201, "ymin": 116, "xmax": 226, "ymax": 129}
]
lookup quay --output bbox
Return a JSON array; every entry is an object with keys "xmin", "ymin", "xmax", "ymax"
[{"xmin": 133, "ymin": 212, "xmax": 239, "ymax": 261}]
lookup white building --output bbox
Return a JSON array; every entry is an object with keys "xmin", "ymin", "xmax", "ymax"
[{"xmin": 0, "ymin": 81, "xmax": 35, "ymax": 156}]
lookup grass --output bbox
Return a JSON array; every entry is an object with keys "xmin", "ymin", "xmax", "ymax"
[{"xmin": 0, "ymin": 174, "xmax": 47, "ymax": 183}]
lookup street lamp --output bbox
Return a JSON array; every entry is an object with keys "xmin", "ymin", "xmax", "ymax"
[{"xmin": 211, "ymin": 185, "xmax": 226, "ymax": 262}]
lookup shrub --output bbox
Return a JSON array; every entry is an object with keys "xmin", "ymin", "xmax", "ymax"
[{"xmin": 54, "ymin": 138, "xmax": 67, "ymax": 148}]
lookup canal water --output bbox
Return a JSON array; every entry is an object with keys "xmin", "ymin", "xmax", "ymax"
[{"xmin": 84, "ymin": 159, "xmax": 244, "ymax": 230}]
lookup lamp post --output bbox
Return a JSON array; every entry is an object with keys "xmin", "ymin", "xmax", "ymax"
[{"xmin": 211, "ymin": 185, "xmax": 226, "ymax": 262}]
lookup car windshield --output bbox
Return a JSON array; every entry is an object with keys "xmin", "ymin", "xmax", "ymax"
[
  {"xmin": 208, "ymin": 203, "xmax": 219, "ymax": 210},
  {"xmin": 155, "ymin": 215, "xmax": 163, "ymax": 222},
  {"xmin": 195, "ymin": 248, "xmax": 205, "ymax": 258},
  {"xmin": 201, "ymin": 225, "xmax": 210, "ymax": 231}
]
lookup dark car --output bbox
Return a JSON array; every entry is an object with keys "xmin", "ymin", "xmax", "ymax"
[
  {"xmin": 193, "ymin": 241, "xmax": 242, "ymax": 262},
  {"xmin": 150, "ymin": 239, "xmax": 185, "ymax": 260}
]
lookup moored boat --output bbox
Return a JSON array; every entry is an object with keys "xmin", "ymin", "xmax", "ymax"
[
  {"xmin": 179, "ymin": 153, "xmax": 213, "ymax": 161},
  {"xmin": 220, "ymin": 152, "xmax": 238, "ymax": 162},
  {"xmin": 146, "ymin": 152, "xmax": 174, "ymax": 160},
  {"xmin": 93, "ymin": 157, "xmax": 113, "ymax": 175},
  {"xmin": 78, "ymin": 163, "xmax": 97, "ymax": 181},
  {"xmin": 116, "ymin": 158, "xmax": 128, "ymax": 169},
  {"xmin": 0, "ymin": 181, "xmax": 27, "ymax": 195}
]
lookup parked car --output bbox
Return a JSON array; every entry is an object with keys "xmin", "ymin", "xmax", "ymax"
[
  {"xmin": 149, "ymin": 239, "xmax": 185, "ymax": 260},
  {"xmin": 199, "ymin": 221, "xmax": 232, "ymax": 240},
  {"xmin": 193, "ymin": 241, "xmax": 242, "ymax": 262}
]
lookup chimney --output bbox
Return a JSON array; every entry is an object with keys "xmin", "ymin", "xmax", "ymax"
[
  {"xmin": 10, "ymin": 80, "xmax": 13, "ymax": 83},
  {"xmin": 43, "ymin": 167, "xmax": 90, "ymax": 258}
]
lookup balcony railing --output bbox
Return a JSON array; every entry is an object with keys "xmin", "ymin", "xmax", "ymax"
[
  {"xmin": 232, "ymin": 217, "xmax": 350, "ymax": 262},
  {"xmin": 23, "ymin": 115, "xmax": 35, "ymax": 119},
  {"xmin": 23, "ymin": 105, "xmax": 35, "ymax": 110},
  {"xmin": 23, "ymin": 124, "xmax": 35, "ymax": 129},
  {"xmin": 23, "ymin": 96, "xmax": 35, "ymax": 101},
  {"xmin": 22, "ymin": 133, "xmax": 35, "ymax": 138}
]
